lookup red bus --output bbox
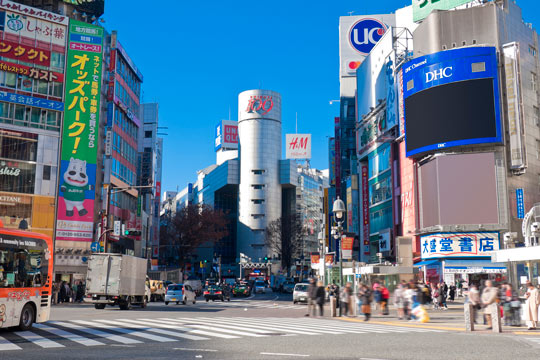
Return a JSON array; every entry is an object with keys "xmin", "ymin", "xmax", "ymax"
[{"xmin": 0, "ymin": 227, "xmax": 53, "ymax": 330}]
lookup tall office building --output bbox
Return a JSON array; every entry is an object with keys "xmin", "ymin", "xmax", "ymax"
[{"xmin": 237, "ymin": 90, "xmax": 282, "ymax": 261}]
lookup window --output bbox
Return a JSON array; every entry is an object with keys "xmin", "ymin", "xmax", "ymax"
[
  {"xmin": 43, "ymin": 165, "xmax": 51, "ymax": 181},
  {"xmin": 251, "ymin": 169, "xmax": 265, "ymax": 175},
  {"xmin": 532, "ymin": 72, "xmax": 538, "ymax": 93},
  {"xmin": 537, "ymin": 140, "xmax": 540, "ymax": 160},
  {"xmin": 252, "ymin": 199, "xmax": 264, "ymax": 204},
  {"xmin": 4, "ymin": 72, "xmax": 16, "ymax": 88},
  {"xmin": 534, "ymin": 106, "xmax": 540, "ymax": 127},
  {"xmin": 251, "ymin": 184, "xmax": 265, "ymax": 189},
  {"xmin": 530, "ymin": 46, "xmax": 537, "ymax": 57},
  {"xmin": 0, "ymin": 236, "xmax": 49, "ymax": 288},
  {"xmin": 145, "ymin": 130, "xmax": 152, "ymax": 138}
]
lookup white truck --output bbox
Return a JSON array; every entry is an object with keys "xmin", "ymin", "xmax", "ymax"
[{"xmin": 85, "ymin": 253, "xmax": 150, "ymax": 310}]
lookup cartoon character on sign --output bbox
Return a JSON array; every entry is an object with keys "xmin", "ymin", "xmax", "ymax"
[
  {"xmin": 0, "ymin": 304, "xmax": 5, "ymax": 326},
  {"xmin": 6, "ymin": 14, "xmax": 23, "ymax": 32},
  {"xmin": 60, "ymin": 158, "xmax": 92, "ymax": 217}
]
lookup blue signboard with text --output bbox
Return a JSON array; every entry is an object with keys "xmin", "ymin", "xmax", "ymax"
[
  {"xmin": 516, "ymin": 188, "xmax": 525, "ymax": 219},
  {"xmin": 402, "ymin": 47, "xmax": 502, "ymax": 157}
]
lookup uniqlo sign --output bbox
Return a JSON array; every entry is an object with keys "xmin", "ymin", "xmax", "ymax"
[{"xmin": 215, "ymin": 120, "xmax": 238, "ymax": 151}]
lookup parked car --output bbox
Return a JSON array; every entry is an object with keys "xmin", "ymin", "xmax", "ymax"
[
  {"xmin": 232, "ymin": 283, "xmax": 250, "ymax": 297},
  {"xmin": 164, "ymin": 284, "xmax": 196, "ymax": 305},
  {"xmin": 204, "ymin": 285, "xmax": 230, "ymax": 302},
  {"xmin": 253, "ymin": 280, "xmax": 266, "ymax": 294},
  {"xmin": 293, "ymin": 283, "xmax": 309, "ymax": 304},
  {"xmin": 282, "ymin": 281, "xmax": 295, "ymax": 294}
]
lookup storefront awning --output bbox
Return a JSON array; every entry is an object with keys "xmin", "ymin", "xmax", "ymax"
[
  {"xmin": 414, "ymin": 260, "xmax": 440, "ymax": 267},
  {"xmin": 443, "ymin": 259, "xmax": 506, "ymax": 274}
]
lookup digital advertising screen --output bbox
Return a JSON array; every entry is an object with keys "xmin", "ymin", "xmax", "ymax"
[{"xmin": 402, "ymin": 47, "xmax": 502, "ymax": 157}]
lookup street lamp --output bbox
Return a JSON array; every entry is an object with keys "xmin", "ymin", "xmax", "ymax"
[{"xmin": 332, "ymin": 197, "xmax": 346, "ymax": 287}]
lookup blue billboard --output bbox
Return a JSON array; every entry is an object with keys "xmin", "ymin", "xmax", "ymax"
[{"xmin": 403, "ymin": 47, "xmax": 502, "ymax": 157}]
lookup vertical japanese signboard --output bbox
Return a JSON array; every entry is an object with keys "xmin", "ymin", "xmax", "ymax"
[
  {"xmin": 503, "ymin": 42, "xmax": 526, "ymax": 171},
  {"xmin": 361, "ymin": 164, "xmax": 370, "ymax": 258},
  {"xmin": 516, "ymin": 188, "xmax": 525, "ymax": 219},
  {"xmin": 56, "ymin": 20, "xmax": 103, "ymax": 242},
  {"xmin": 341, "ymin": 236, "xmax": 354, "ymax": 260}
]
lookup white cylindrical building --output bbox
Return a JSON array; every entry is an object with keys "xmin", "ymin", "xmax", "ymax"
[{"xmin": 237, "ymin": 90, "xmax": 282, "ymax": 261}]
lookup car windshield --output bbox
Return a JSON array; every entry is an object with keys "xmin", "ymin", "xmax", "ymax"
[
  {"xmin": 208, "ymin": 286, "xmax": 220, "ymax": 290},
  {"xmin": 255, "ymin": 281, "xmax": 265, "ymax": 286},
  {"xmin": 295, "ymin": 284, "xmax": 308, "ymax": 292},
  {"xmin": 167, "ymin": 285, "xmax": 183, "ymax": 292}
]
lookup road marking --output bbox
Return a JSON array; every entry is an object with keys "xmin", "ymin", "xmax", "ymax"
[
  {"xmin": 73, "ymin": 319, "xmax": 176, "ymax": 343},
  {"xmin": 93, "ymin": 319, "xmax": 185, "ymax": 342},
  {"xmin": 33, "ymin": 323, "xmax": 104, "ymax": 346},
  {"xmin": 173, "ymin": 348, "xmax": 218, "ymax": 352},
  {"xmin": 0, "ymin": 336, "xmax": 21, "ymax": 351},
  {"xmin": 133, "ymin": 318, "xmax": 236, "ymax": 339},
  {"xmin": 114, "ymin": 319, "xmax": 207, "ymax": 340},
  {"xmin": 151, "ymin": 318, "xmax": 240, "ymax": 339},
  {"xmin": 339, "ymin": 318, "xmax": 458, "ymax": 331},
  {"xmin": 260, "ymin": 352, "xmax": 310, "ymax": 357},
  {"xmin": 514, "ymin": 332, "xmax": 540, "ymax": 335},
  {"xmin": 224, "ymin": 318, "xmax": 321, "ymax": 335},
  {"xmin": 184, "ymin": 318, "xmax": 276, "ymax": 334},
  {"xmin": 16, "ymin": 331, "xmax": 64, "ymax": 348},
  {"xmin": 49, "ymin": 321, "xmax": 142, "ymax": 344}
]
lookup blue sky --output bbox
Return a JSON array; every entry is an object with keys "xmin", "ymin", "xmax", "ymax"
[{"xmin": 104, "ymin": 0, "xmax": 539, "ymax": 194}]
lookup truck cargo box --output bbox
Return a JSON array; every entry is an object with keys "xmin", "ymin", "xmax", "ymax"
[{"xmin": 86, "ymin": 253, "xmax": 147, "ymax": 296}]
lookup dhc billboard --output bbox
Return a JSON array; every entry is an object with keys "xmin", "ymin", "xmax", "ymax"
[{"xmin": 403, "ymin": 47, "xmax": 502, "ymax": 157}]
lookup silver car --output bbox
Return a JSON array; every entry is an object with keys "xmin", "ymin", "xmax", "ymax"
[
  {"xmin": 293, "ymin": 283, "xmax": 310, "ymax": 304},
  {"xmin": 164, "ymin": 284, "xmax": 196, "ymax": 305}
]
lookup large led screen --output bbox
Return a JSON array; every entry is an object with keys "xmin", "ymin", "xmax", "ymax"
[{"xmin": 403, "ymin": 47, "xmax": 502, "ymax": 157}]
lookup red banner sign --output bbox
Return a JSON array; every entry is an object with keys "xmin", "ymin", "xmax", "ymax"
[
  {"xmin": 310, "ymin": 252, "xmax": 320, "ymax": 265},
  {"xmin": 0, "ymin": 60, "xmax": 63, "ymax": 82},
  {"xmin": 362, "ymin": 164, "xmax": 370, "ymax": 256},
  {"xmin": 0, "ymin": 39, "xmax": 50, "ymax": 66},
  {"xmin": 325, "ymin": 253, "xmax": 334, "ymax": 266}
]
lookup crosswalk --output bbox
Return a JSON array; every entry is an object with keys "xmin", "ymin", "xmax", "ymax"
[
  {"xmin": 199, "ymin": 298, "xmax": 306, "ymax": 310},
  {"xmin": 0, "ymin": 316, "xmax": 444, "ymax": 352},
  {"xmin": 523, "ymin": 337, "xmax": 540, "ymax": 347}
]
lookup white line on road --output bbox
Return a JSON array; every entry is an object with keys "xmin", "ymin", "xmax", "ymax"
[
  {"xmin": 72, "ymin": 319, "xmax": 175, "ymax": 343},
  {"xmin": 260, "ymin": 352, "xmax": 310, "ymax": 357},
  {"xmin": 16, "ymin": 331, "xmax": 64, "ymax": 348},
  {"xmin": 0, "ymin": 336, "xmax": 21, "ymax": 351},
  {"xmin": 173, "ymin": 348, "xmax": 218, "ymax": 352},
  {"xmin": 33, "ymin": 323, "xmax": 104, "ymax": 346},
  {"xmin": 49, "ymin": 321, "xmax": 142, "ymax": 344}
]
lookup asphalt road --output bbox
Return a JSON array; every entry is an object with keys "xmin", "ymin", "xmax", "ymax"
[{"xmin": 1, "ymin": 291, "xmax": 539, "ymax": 360}]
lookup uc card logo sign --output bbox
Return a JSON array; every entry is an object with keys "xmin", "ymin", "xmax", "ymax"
[{"xmin": 349, "ymin": 18, "xmax": 387, "ymax": 55}]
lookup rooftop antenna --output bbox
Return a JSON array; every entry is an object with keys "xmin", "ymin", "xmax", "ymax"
[
  {"xmin": 295, "ymin": 112, "xmax": 298, "ymax": 134},
  {"xmin": 229, "ymin": 106, "xmax": 231, "ymax": 121},
  {"xmin": 348, "ymin": 11, "xmax": 355, "ymax": 16}
]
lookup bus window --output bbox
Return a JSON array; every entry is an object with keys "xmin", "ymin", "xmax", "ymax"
[{"xmin": 0, "ymin": 235, "xmax": 49, "ymax": 288}]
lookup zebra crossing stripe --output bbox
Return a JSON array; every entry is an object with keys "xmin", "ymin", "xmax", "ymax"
[
  {"xmin": 93, "ymin": 319, "xmax": 181, "ymax": 342},
  {"xmin": 116, "ymin": 319, "xmax": 208, "ymax": 341},
  {"xmin": 33, "ymin": 324, "xmax": 104, "ymax": 346},
  {"xmin": 48, "ymin": 321, "xmax": 142, "ymax": 344},
  {"xmin": 228, "ymin": 317, "xmax": 342, "ymax": 335},
  {"xmin": 239, "ymin": 318, "xmax": 358, "ymax": 334},
  {"xmin": 16, "ymin": 331, "xmax": 64, "ymax": 348},
  {"xmin": 73, "ymin": 319, "xmax": 176, "ymax": 343},
  {"xmin": 277, "ymin": 319, "xmax": 367, "ymax": 334},
  {"xmin": 140, "ymin": 318, "xmax": 239, "ymax": 339},
  {"xmin": 193, "ymin": 318, "xmax": 278, "ymax": 334},
  {"xmin": 174, "ymin": 318, "xmax": 268, "ymax": 337},
  {"xmin": 0, "ymin": 336, "xmax": 21, "ymax": 351},
  {"xmin": 207, "ymin": 317, "xmax": 318, "ymax": 335}
]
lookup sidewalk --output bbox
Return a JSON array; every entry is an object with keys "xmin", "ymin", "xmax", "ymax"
[{"xmin": 329, "ymin": 298, "xmax": 540, "ymax": 335}]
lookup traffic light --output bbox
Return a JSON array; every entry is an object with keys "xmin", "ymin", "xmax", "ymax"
[
  {"xmin": 124, "ymin": 229, "xmax": 141, "ymax": 236},
  {"xmin": 204, "ymin": 260, "xmax": 208, "ymax": 263},
  {"xmin": 264, "ymin": 256, "xmax": 268, "ymax": 262}
]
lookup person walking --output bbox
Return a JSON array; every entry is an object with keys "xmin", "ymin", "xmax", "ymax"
[
  {"xmin": 380, "ymin": 284, "xmax": 390, "ymax": 315},
  {"xmin": 431, "ymin": 284, "xmax": 440, "ymax": 310},
  {"xmin": 315, "ymin": 281, "xmax": 326, "ymax": 317},
  {"xmin": 449, "ymin": 283, "xmax": 456, "ymax": 301},
  {"xmin": 340, "ymin": 282, "xmax": 352, "ymax": 317},
  {"xmin": 481, "ymin": 280, "xmax": 499, "ymax": 330},
  {"xmin": 440, "ymin": 282, "xmax": 448, "ymax": 309},
  {"xmin": 305, "ymin": 278, "xmax": 317, "ymax": 317},
  {"xmin": 524, "ymin": 282, "xmax": 540, "ymax": 330},
  {"xmin": 394, "ymin": 283, "xmax": 405, "ymax": 320},
  {"xmin": 358, "ymin": 283, "xmax": 372, "ymax": 321},
  {"xmin": 329, "ymin": 282, "xmax": 340, "ymax": 311},
  {"xmin": 59, "ymin": 281, "xmax": 67, "ymax": 303},
  {"xmin": 468, "ymin": 284, "xmax": 481, "ymax": 324},
  {"xmin": 72, "ymin": 282, "xmax": 78, "ymax": 303}
]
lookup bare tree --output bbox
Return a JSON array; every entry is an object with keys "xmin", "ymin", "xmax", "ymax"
[
  {"xmin": 265, "ymin": 214, "xmax": 306, "ymax": 274},
  {"xmin": 160, "ymin": 204, "xmax": 229, "ymax": 268}
]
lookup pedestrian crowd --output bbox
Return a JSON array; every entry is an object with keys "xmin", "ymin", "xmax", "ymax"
[
  {"xmin": 303, "ymin": 277, "xmax": 540, "ymax": 330},
  {"xmin": 51, "ymin": 280, "xmax": 86, "ymax": 304}
]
